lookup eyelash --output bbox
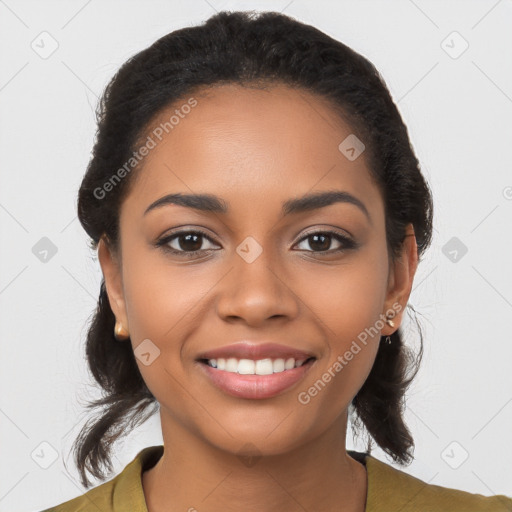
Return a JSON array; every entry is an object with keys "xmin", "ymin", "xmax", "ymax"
[{"xmin": 155, "ymin": 228, "xmax": 358, "ymax": 259}]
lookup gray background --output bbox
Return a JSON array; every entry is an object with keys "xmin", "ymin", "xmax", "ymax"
[{"xmin": 0, "ymin": 0, "xmax": 511, "ymax": 510}]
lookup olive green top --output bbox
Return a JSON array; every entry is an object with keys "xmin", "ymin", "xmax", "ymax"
[{"xmin": 41, "ymin": 445, "xmax": 512, "ymax": 511}]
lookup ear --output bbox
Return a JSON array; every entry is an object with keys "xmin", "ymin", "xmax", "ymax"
[
  {"xmin": 97, "ymin": 236, "xmax": 129, "ymax": 332},
  {"xmin": 382, "ymin": 223, "xmax": 419, "ymax": 335}
]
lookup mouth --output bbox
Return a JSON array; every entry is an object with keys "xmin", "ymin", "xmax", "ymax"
[
  {"xmin": 198, "ymin": 356, "xmax": 316, "ymax": 374},
  {"xmin": 196, "ymin": 353, "xmax": 317, "ymax": 400}
]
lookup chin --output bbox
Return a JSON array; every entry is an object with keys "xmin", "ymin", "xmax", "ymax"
[{"xmin": 200, "ymin": 418, "xmax": 315, "ymax": 460}]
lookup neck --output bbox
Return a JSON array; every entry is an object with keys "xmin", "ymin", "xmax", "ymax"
[{"xmin": 142, "ymin": 410, "xmax": 367, "ymax": 512}]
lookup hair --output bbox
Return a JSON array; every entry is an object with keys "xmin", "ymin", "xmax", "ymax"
[{"xmin": 73, "ymin": 10, "xmax": 433, "ymax": 488}]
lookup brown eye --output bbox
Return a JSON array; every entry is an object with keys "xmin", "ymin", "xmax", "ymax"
[
  {"xmin": 156, "ymin": 229, "xmax": 220, "ymax": 256},
  {"xmin": 294, "ymin": 231, "xmax": 357, "ymax": 254},
  {"xmin": 174, "ymin": 233, "xmax": 205, "ymax": 252}
]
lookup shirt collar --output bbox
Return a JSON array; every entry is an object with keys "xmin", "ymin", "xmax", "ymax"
[
  {"xmin": 113, "ymin": 445, "xmax": 402, "ymax": 512},
  {"xmin": 113, "ymin": 445, "xmax": 164, "ymax": 511}
]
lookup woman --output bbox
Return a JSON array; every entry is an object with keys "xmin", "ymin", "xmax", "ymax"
[{"xmin": 42, "ymin": 10, "xmax": 512, "ymax": 512}]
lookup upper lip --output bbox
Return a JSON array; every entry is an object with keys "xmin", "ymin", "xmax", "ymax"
[{"xmin": 196, "ymin": 342, "xmax": 316, "ymax": 361}]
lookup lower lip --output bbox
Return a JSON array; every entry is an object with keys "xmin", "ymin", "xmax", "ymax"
[{"xmin": 197, "ymin": 359, "xmax": 316, "ymax": 399}]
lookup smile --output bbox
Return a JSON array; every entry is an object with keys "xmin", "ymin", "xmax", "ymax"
[
  {"xmin": 205, "ymin": 357, "xmax": 310, "ymax": 374},
  {"xmin": 198, "ymin": 357, "xmax": 316, "ymax": 399}
]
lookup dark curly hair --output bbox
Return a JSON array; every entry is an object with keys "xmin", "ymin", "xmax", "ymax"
[{"xmin": 73, "ymin": 10, "xmax": 433, "ymax": 488}]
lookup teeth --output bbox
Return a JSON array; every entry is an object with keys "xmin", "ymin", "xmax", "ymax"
[
  {"xmin": 226, "ymin": 357, "xmax": 238, "ymax": 372},
  {"xmin": 207, "ymin": 357, "xmax": 309, "ymax": 375},
  {"xmin": 255, "ymin": 358, "xmax": 273, "ymax": 375},
  {"xmin": 238, "ymin": 359, "xmax": 255, "ymax": 374},
  {"xmin": 273, "ymin": 358, "xmax": 285, "ymax": 372}
]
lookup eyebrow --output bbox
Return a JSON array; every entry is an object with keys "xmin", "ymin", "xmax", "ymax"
[{"xmin": 143, "ymin": 190, "xmax": 371, "ymax": 222}]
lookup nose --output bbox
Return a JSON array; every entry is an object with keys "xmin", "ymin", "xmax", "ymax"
[{"xmin": 215, "ymin": 247, "xmax": 299, "ymax": 327}]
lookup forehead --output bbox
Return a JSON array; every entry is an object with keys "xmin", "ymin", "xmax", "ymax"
[{"xmin": 122, "ymin": 83, "xmax": 381, "ymax": 219}]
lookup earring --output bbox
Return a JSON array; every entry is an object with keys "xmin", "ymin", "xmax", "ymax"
[
  {"xmin": 384, "ymin": 315, "xmax": 395, "ymax": 345},
  {"xmin": 114, "ymin": 321, "xmax": 130, "ymax": 341}
]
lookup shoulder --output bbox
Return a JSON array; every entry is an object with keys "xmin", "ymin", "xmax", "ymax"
[
  {"xmin": 39, "ymin": 475, "xmax": 118, "ymax": 512},
  {"xmin": 39, "ymin": 445, "xmax": 164, "ymax": 512},
  {"xmin": 364, "ymin": 453, "xmax": 512, "ymax": 511}
]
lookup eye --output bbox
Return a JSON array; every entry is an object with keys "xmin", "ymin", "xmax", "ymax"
[
  {"xmin": 155, "ymin": 227, "xmax": 357, "ymax": 259},
  {"xmin": 156, "ymin": 229, "xmax": 220, "ymax": 257},
  {"xmin": 293, "ymin": 230, "xmax": 357, "ymax": 254}
]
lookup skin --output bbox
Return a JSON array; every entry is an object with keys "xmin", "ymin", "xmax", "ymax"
[{"xmin": 98, "ymin": 83, "xmax": 418, "ymax": 512}]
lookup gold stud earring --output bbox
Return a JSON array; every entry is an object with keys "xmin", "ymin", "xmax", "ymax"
[
  {"xmin": 384, "ymin": 317, "xmax": 395, "ymax": 345},
  {"xmin": 114, "ymin": 321, "xmax": 130, "ymax": 341},
  {"xmin": 383, "ymin": 315, "xmax": 395, "ymax": 345}
]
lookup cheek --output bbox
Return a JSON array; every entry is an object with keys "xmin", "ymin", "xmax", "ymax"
[
  {"xmin": 300, "ymin": 251, "xmax": 389, "ymax": 344},
  {"xmin": 121, "ymin": 248, "xmax": 208, "ymax": 342},
  {"xmin": 120, "ymin": 254, "xmax": 204, "ymax": 418},
  {"xmin": 293, "ymin": 249, "xmax": 388, "ymax": 414},
  {"xmin": 120, "ymin": 249, "xmax": 218, "ymax": 398}
]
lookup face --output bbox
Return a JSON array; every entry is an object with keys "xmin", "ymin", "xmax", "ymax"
[{"xmin": 99, "ymin": 83, "xmax": 417, "ymax": 457}]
